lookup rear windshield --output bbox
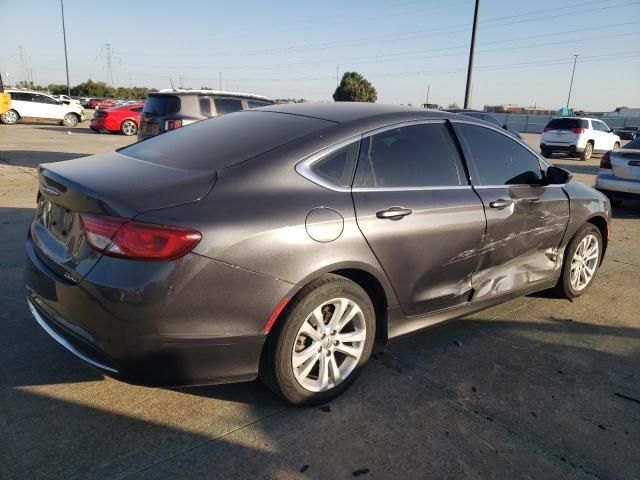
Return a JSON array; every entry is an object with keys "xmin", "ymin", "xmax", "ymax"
[
  {"xmin": 143, "ymin": 95, "xmax": 180, "ymax": 117},
  {"xmin": 546, "ymin": 118, "xmax": 588, "ymax": 130},
  {"xmin": 121, "ymin": 111, "xmax": 334, "ymax": 171},
  {"xmin": 623, "ymin": 137, "xmax": 640, "ymax": 149}
]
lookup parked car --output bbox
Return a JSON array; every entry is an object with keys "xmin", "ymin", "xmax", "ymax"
[
  {"xmin": 52, "ymin": 94, "xmax": 81, "ymax": 105},
  {"xmin": 540, "ymin": 117, "xmax": 620, "ymax": 160},
  {"xmin": 611, "ymin": 126, "xmax": 638, "ymax": 140},
  {"xmin": 445, "ymin": 108, "xmax": 522, "ymax": 139},
  {"xmin": 0, "ymin": 90, "xmax": 85, "ymax": 126},
  {"xmin": 595, "ymin": 136, "xmax": 640, "ymax": 206},
  {"xmin": 138, "ymin": 89, "xmax": 274, "ymax": 140},
  {"xmin": 87, "ymin": 98, "xmax": 119, "ymax": 110},
  {"xmin": 90, "ymin": 103, "xmax": 144, "ymax": 136},
  {"xmin": 25, "ymin": 103, "xmax": 611, "ymax": 405}
]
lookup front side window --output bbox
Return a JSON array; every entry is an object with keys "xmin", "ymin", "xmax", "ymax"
[
  {"xmin": 354, "ymin": 123, "xmax": 463, "ymax": 188},
  {"xmin": 456, "ymin": 123, "xmax": 543, "ymax": 185},
  {"xmin": 214, "ymin": 98, "xmax": 243, "ymax": 115}
]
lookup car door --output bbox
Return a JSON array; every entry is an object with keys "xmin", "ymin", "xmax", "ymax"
[
  {"xmin": 352, "ymin": 121, "xmax": 486, "ymax": 316},
  {"xmin": 32, "ymin": 94, "xmax": 61, "ymax": 120},
  {"xmin": 452, "ymin": 121, "xmax": 570, "ymax": 300},
  {"xmin": 12, "ymin": 92, "xmax": 36, "ymax": 117}
]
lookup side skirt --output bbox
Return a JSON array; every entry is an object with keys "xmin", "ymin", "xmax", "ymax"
[{"xmin": 386, "ymin": 278, "xmax": 558, "ymax": 340}]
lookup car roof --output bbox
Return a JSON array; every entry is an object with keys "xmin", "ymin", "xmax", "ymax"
[
  {"xmin": 257, "ymin": 102, "xmax": 454, "ymax": 124},
  {"xmin": 154, "ymin": 89, "xmax": 272, "ymax": 101},
  {"xmin": 7, "ymin": 89, "xmax": 54, "ymax": 96},
  {"xmin": 444, "ymin": 109, "xmax": 484, "ymax": 114}
]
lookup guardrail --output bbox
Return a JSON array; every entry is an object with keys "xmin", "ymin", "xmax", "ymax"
[{"xmin": 490, "ymin": 113, "xmax": 639, "ymax": 134}]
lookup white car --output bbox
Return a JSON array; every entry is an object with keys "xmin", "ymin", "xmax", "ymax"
[
  {"xmin": 52, "ymin": 94, "xmax": 81, "ymax": 105},
  {"xmin": 540, "ymin": 117, "xmax": 621, "ymax": 161},
  {"xmin": 0, "ymin": 90, "xmax": 85, "ymax": 127},
  {"xmin": 595, "ymin": 137, "xmax": 640, "ymax": 206}
]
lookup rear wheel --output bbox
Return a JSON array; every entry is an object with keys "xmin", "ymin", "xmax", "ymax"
[
  {"xmin": 580, "ymin": 142, "xmax": 593, "ymax": 161},
  {"xmin": 613, "ymin": 142, "xmax": 620, "ymax": 150},
  {"xmin": 260, "ymin": 274, "xmax": 375, "ymax": 406},
  {"xmin": 120, "ymin": 120, "xmax": 138, "ymax": 136},
  {"xmin": 0, "ymin": 109, "xmax": 19, "ymax": 125},
  {"xmin": 555, "ymin": 224, "xmax": 602, "ymax": 299},
  {"xmin": 62, "ymin": 113, "xmax": 79, "ymax": 127}
]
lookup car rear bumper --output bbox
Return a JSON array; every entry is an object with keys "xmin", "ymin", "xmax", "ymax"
[
  {"xmin": 24, "ymin": 236, "xmax": 295, "ymax": 387},
  {"xmin": 540, "ymin": 142, "xmax": 584, "ymax": 153},
  {"xmin": 595, "ymin": 171, "xmax": 640, "ymax": 197}
]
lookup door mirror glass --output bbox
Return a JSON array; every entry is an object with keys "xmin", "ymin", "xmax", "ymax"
[{"xmin": 545, "ymin": 166, "xmax": 572, "ymax": 185}]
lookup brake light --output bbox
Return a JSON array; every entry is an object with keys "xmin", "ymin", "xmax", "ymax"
[
  {"xmin": 543, "ymin": 127, "xmax": 550, "ymax": 132},
  {"xmin": 600, "ymin": 151, "xmax": 612, "ymax": 169},
  {"xmin": 165, "ymin": 119, "xmax": 182, "ymax": 130},
  {"xmin": 80, "ymin": 214, "xmax": 201, "ymax": 261},
  {"xmin": 572, "ymin": 127, "xmax": 585, "ymax": 134}
]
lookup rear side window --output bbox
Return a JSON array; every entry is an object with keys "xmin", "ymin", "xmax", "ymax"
[
  {"xmin": 546, "ymin": 118, "xmax": 588, "ymax": 130},
  {"xmin": 143, "ymin": 95, "xmax": 180, "ymax": 116},
  {"xmin": 456, "ymin": 123, "xmax": 543, "ymax": 185},
  {"xmin": 198, "ymin": 96, "xmax": 212, "ymax": 116},
  {"xmin": 121, "ymin": 111, "xmax": 334, "ymax": 171},
  {"xmin": 354, "ymin": 123, "xmax": 463, "ymax": 188},
  {"xmin": 623, "ymin": 137, "xmax": 640, "ymax": 149},
  {"xmin": 214, "ymin": 98, "xmax": 243, "ymax": 115},
  {"xmin": 247, "ymin": 100, "xmax": 272, "ymax": 109},
  {"xmin": 310, "ymin": 143, "xmax": 359, "ymax": 188},
  {"xmin": 130, "ymin": 106, "xmax": 143, "ymax": 112}
]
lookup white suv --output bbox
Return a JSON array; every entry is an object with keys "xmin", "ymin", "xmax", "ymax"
[
  {"xmin": 1, "ymin": 90, "xmax": 85, "ymax": 127},
  {"xmin": 540, "ymin": 117, "xmax": 620, "ymax": 161}
]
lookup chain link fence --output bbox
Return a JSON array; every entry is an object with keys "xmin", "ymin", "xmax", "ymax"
[{"xmin": 490, "ymin": 113, "xmax": 639, "ymax": 134}]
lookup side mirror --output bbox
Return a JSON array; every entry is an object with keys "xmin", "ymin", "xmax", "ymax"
[{"xmin": 545, "ymin": 165, "xmax": 572, "ymax": 185}]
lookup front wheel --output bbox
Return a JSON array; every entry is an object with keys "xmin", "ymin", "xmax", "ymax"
[
  {"xmin": 120, "ymin": 119, "xmax": 138, "ymax": 136},
  {"xmin": 541, "ymin": 149, "xmax": 552, "ymax": 158},
  {"xmin": 613, "ymin": 142, "xmax": 620, "ymax": 150},
  {"xmin": 555, "ymin": 224, "xmax": 602, "ymax": 299},
  {"xmin": 0, "ymin": 109, "xmax": 19, "ymax": 125},
  {"xmin": 260, "ymin": 274, "xmax": 375, "ymax": 406},
  {"xmin": 62, "ymin": 113, "xmax": 79, "ymax": 127}
]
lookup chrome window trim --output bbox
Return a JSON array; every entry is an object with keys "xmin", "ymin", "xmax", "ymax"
[
  {"xmin": 473, "ymin": 184, "xmax": 566, "ymax": 189},
  {"xmin": 295, "ymin": 135, "xmax": 362, "ymax": 192},
  {"xmin": 28, "ymin": 300, "xmax": 119, "ymax": 374},
  {"xmin": 352, "ymin": 185, "xmax": 472, "ymax": 193}
]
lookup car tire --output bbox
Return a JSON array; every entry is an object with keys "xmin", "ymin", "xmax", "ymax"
[
  {"xmin": 541, "ymin": 149, "xmax": 552, "ymax": 158},
  {"xmin": 555, "ymin": 223, "xmax": 603, "ymax": 299},
  {"xmin": 0, "ymin": 109, "xmax": 19, "ymax": 125},
  {"xmin": 120, "ymin": 120, "xmax": 138, "ymax": 136},
  {"xmin": 260, "ymin": 274, "xmax": 375, "ymax": 406},
  {"xmin": 579, "ymin": 142, "xmax": 593, "ymax": 161},
  {"xmin": 62, "ymin": 113, "xmax": 79, "ymax": 127}
]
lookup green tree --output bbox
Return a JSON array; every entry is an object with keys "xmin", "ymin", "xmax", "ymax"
[
  {"xmin": 447, "ymin": 102, "xmax": 460, "ymax": 109},
  {"xmin": 333, "ymin": 72, "xmax": 377, "ymax": 103}
]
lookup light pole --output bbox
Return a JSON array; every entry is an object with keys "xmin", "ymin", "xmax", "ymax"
[
  {"xmin": 566, "ymin": 54, "xmax": 579, "ymax": 109},
  {"xmin": 60, "ymin": 0, "xmax": 71, "ymax": 96},
  {"xmin": 464, "ymin": 0, "xmax": 480, "ymax": 109}
]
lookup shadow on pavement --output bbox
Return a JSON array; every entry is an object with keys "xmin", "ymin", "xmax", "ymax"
[
  {"xmin": 0, "ymin": 150, "xmax": 92, "ymax": 168},
  {"xmin": 36, "ymin": 125, "xmax": 99, "ymax": 135}
]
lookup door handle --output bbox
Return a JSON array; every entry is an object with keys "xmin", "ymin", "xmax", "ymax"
[
  {"xmin": 489, "ymin": 199, "xmax": 515, "ymax": 209},
  {"xmin": 376, "ymin": 207, "xmax": 413, "ymax": 220}
]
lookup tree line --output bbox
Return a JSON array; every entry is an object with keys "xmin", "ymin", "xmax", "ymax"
[{"xmin": 47, "ymin": 79, "xmax": 149, "ymax": 99}]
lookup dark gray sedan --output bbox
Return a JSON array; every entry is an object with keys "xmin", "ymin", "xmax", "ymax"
[{"xmin": 25, "ymin": 103, "xmax": 611, "ymax": 405}]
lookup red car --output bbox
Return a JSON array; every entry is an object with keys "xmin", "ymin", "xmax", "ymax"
[
  {"xmin": 87, "ymin": 98, "xmax": 119, "ymax": 110},
  {"xmin": 90, "ymin": 104, "xmax": 144, "ymax": 136}
]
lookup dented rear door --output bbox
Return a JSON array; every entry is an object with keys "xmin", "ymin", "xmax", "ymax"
[{"xmin": 452, "ymin": 122, "xmax": 570, "ymax": 300}]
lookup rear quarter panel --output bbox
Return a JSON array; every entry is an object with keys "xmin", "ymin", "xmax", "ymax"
[{"xmin": 561, "ymin": 181, "xmax": 611, "ymax": 254}]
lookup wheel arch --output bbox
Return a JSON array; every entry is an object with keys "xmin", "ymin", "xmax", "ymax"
[{"xmin": 586, "ymin": 214, "xmax": 609, "ymax": 257}]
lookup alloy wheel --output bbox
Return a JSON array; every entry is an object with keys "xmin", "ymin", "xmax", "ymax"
[
  {"xmin": 1, "ymin": 110, "xmax": 18, "ymax": 124},
  {"xmin": 292, "ymin": 298, "xmax": 366, "ymax": 392},
  {"xmin": 121, "ymin": 120, "xmax": 137, "ymax": 136},
  {"xmin": 570, "ymin": 234, "xmax": 599, "ymax": 291}
]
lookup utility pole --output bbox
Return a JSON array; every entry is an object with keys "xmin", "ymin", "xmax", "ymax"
[
  {"xmin": 18, "ymin": 46, "xmax": 26, "ymax": 85},
  {"xmin": 60, "ymin": 0, "xmax": 71, "ymax": 96},
  {"xmin": 426, "ymin": 84, "xmax": 430, "ymax": 105},
  {"xmin": 566, "ymin": 54, "xmax": 579, "ymax": 109},
  {"xmin": 129, "ymin": 72, "xmax": 132, "ymax": 89},
  {"xmin": 219, "ymin": 72, "xmax": 222, "ymax": 90},
  {"xmin": 336, "ymin": 66, "xmax": 339, "ymax": 87},
  {"xmin": 103, "ymin": 43, "xmax": 114, "ymax": 85},
  {"xmin": 463, "ymin": 0, "xmax": 480, "ymax": 109}
]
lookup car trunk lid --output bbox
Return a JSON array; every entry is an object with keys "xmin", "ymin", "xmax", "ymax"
[
  {"xmin": 31, "ymin": 152, "xmax": 216, "ymax": 282},
  {"xmin": 610, "ymin": 149, "xmax": 640, "ymax": 181}
]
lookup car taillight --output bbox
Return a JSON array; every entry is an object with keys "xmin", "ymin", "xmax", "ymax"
[
  {"xmin": 165, "ymin": 119, "xmax": 182, "ymax": 130},
  {"xmin": 572, "ymin": 127, "xmax": 585, "ymax": 134},
  {"xmin": 543, "ymin": 127, "xmax": 550, "ymax": 132},
  {"xmin": 80, "ymin": 214, "xmax": 201, "ymax": 261},
  {"xmin": 600, "ymin": 151, "xmax": 612, "ymax": 169}
]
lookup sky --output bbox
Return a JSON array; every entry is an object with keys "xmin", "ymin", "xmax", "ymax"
[{"xmin": 1, "ymin": 0, "xmax": 639, "ymax": 111}]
